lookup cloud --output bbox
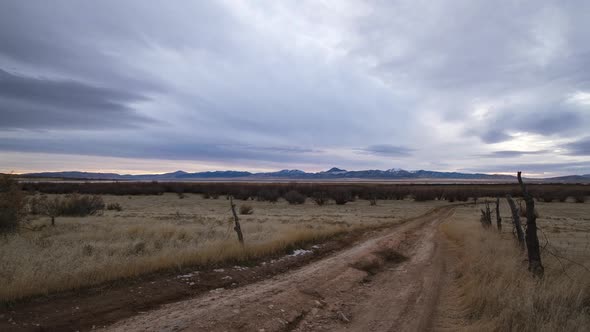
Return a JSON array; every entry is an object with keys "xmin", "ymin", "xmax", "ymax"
[
  {"xmin": 522, "ymin": 111, "xmax": 582, "ymax": 135},
  {"xmin": 478, "ymin": 130, "xmax": 513, "ymax": 144},
  {"xmin": 481, "ymin": 150, "xmax": 550, "ymax": 158},
  {"xmin": 355, "ymin": 144, "xmax": 413, "ymax": 157},
  {"xmin": 1, "ymin": 1, "xmax": 590, "ymax": 175},
  {"xmin": 563, "ymin": 137, "xmax": 590, "ymax": 156},
  {"xmin": 465, "ymin": 101, "xmax": 589, "ymax": 144},
  {"xmin": 0, "ymin": 69, "xmax": 152, "ymax": 129},
  {"xmin": 0, "ymin": 134, "xmax": 341, "ymax": 167},
  {"xmin": 463, "ymin": 161, "xmax": 590, "ymax": 175}
]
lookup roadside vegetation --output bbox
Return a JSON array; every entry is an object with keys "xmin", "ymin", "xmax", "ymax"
[
  {"xmin": 0, "ymin": 192, "xmax": 443, "ymax": 302},
  {"xmin": 2, "ymin": 178, "xmax": 588, "ymax": 323},
  {"xmin": 440, "ymin": 201, "xmax": 590, "ymax": 331},
  {"xmin": 19, "ymin": 181, "xmax": 590, "ymax": 203}
]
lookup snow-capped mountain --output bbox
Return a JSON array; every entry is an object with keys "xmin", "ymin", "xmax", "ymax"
[{"xmin": 21, "ymin": 167, "xmax": 590, "ymax": 182}]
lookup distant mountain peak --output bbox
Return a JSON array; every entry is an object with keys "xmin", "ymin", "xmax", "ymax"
[
  {"xmin": 277, "ymin": 169, "xmax": 305, "ymax": 173},
  {"xmin": 386, "ymin": 168, "xmax": 406, "ymax": 173},
  {"xmin": 20, "ymin": 168, "xmax": 589, "ymax": 183}
]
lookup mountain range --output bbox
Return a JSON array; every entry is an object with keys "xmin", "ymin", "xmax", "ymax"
[{"xmin": 19, "ymin": 167, "xmax": 590, "ymax": 183}]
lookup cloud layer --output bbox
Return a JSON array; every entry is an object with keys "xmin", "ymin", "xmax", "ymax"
[{"xmin": 1, "ymin": 1, "xmax": 589, "ymax": 176}]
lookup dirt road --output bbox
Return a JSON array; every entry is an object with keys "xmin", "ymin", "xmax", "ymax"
[{"xmin": 104, "ymin": 205, "xmax": 457, "ymax": 332}]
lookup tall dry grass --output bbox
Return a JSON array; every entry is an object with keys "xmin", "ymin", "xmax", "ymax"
[
  {"xmin": 0, "ymin": 193, "xmax": 443, "ymax": 302},
  {"xmin": 0, "ymin": 224, "xmax": 345, "ymax": 302},
  {"xmin": 440, "ymin": 203, "xmax": 590, "ymax": 331}
]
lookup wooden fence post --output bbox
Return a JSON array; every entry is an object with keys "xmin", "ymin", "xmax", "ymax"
[
  {"xmin": 517, "ymin": 171, "xmax": 544, "ymax": 277},
  {"xmin": 229, "ymin": 196, "xmax": 244, "ymax": 245},
  {"xmin": 506, "ymin": 195, "xmax": 525, "ymax": 248},
  {"xmin": 495, "ymin": 198, "xmax": 502, "ymax": 232}
]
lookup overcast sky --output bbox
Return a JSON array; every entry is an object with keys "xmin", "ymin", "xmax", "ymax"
[{"xmin": 1, "ymin": 1, "xmax": 590, "ymax": 176}]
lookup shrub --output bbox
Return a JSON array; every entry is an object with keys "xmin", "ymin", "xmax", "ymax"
[
  {"xmin": 311, "ymin": 192, "xmax": 329, "ymax": 206},
  {"xmin": 284, "ymin": 190, "xmax": 305, "ymax": 204},
  {"xmin": 572, "ymin": 191, "xmax": 586, "ymax": 203},
  {"xmin": 369, "ymin": 196, "xmax": 377, "ymax": 206},
  {"xmin": 106, "ymin": 202, "xmax": 123, "ymax": 211},
  {"xmin": 256, "ymin": 189, "xmax": 280, "ymax": 202},
  {"xmin": 234, "ymin": 189, "xmax": 252, "ymax": 201},
  {"xmin": 0, "ymin": 175, "xmax": 26, "ymax": 233},
  {"xmin": 28, "ymin": 194, "xmax": 49, "ymax": 215},
  {"xmin": 434, "ymin": 189, "xmax": 446, "ymax": 201},
  {"xmin": 239, "ymin": 204, "xmax": 254, "ymax": 215},
  {"xmin": 537, "ymin": 191, "xmax": 556, "ymax": 203},
  {"xmin": 49, "ymin": 194, "xmax": 105, "ymax": 217},
  {"xmin": 556, "ymin": 191, "xmax": 570, "ymax": 202},
  {"xmin": 331, "ymin": 189, "xmax": 352, "ymax": 205},
  {"xmin": 390, "ymin": 188, "xmax": 407, "ymax": 200},
  {"xmin": 412, "ymin": 190, "xmax": 437, "ymax": 202},
  {"xmin": 82, "ymin": 244, "xmax": 94, "ymax": 256},
  {"xmin": 177, "ymin": 192, "xmax": 186, "ymax": 199},
  {"xmin": 129, "ymin": 241, "xmax": 146, "ymax": 255},
  {"xmin": 455, "ymin": 191, "xmax": 470, "ymax": 202}
]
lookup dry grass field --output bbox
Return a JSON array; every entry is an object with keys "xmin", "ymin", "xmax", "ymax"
[
  {"xmin": 0, "ymin": 193, "xmax": 445, "ymax": 302},
  {"xmin": 1, "ymin": 182, "xmax": 589, "ymax": 331},
  {"xmin": 439, "ymin": 200, "xmax": 590, "ymax": 331}
]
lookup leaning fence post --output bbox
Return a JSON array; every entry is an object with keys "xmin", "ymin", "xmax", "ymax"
[
  {"xmin": 229, "ymin": 196, "xmax": 244, "ymax": 245},
  {"xmin": 506, "ymin": 195, "xmax": 525, "ymax": 248}
]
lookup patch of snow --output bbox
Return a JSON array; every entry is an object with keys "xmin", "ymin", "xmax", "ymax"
[
  {"xmin": 290, "ymin": 249, "xmax": 313, "ymax": 257},
  {"xmin": 233, "ymin": 266, "xmax": 249, "ymax": 271},
  {"xmin": 177, "ymin": 273, "xmax": 195, "ymax": 279},
  {"xmin": 222, "ymin": 276, "xmax": 232, "ymax": 280},
  {"xmin": 213, "ymin": 268, "xmax": 225, "ymax": 273}
]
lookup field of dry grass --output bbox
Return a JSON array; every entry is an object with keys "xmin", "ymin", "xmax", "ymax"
[
  {"xmin": 0, "ymin": 193, "xmax": 445, "ymax": 302},
  {"xmin": 439, "ymin": 200, "xmax": 590, "ymax": 331},
  {"xmin": 2, "ymin": 187, "xmax": 589, "ymax": 330}
]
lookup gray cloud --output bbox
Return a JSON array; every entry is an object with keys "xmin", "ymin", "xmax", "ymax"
[
  {"xmin": 564, "ymin": 137, "xmax": 590, "ymax": 156},
  {"xmin": 351, "ymin": 1, "xmax": 590, "ymax": 144},
  {"xmin": 0, "ymin": 69, "xmax": 152, "ymax": 129},
  {"xmin": 1, "ymin": 1, "xmax": 590, "ymax": 175},
  {"xmin": 0, "ymin": 135, "xmax": 339, "ymax": 167},
  {"xmin": 478, "ymin": 130, "xmax": 513, "ymax": 144},
  {"xmin": 463, "ymin": 161, "xmax": 590, "ymax": 175},
  {"xmin": 356, "ymin": 144, "xmax": 413, "ymax": 157},
  {"xmin": 479, "ymin": 107, "xmax": 587, "ymax": 143},
  {"xmin": 481, "ymin": 150, "xmax": 550, "ymax": 158},
  {"xmin": 523, "ymin": 111, "xmax": 582, "ymax": 135}
]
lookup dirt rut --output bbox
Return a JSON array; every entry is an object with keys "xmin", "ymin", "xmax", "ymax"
[{"xmin": 103, "ymin": 205, "xmax": 457, "ymax": 332}]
